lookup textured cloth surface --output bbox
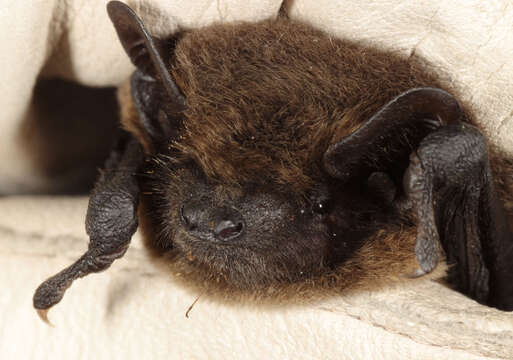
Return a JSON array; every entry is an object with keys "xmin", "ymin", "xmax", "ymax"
[
  {"xmin": 0, "ymin": 0, "xmax": 512, "ymax": 191},
  {"xmin": 289, "ymin": 0, "xmax": 513, "ymax": 153},
  {"xmin": 1, "ymin": 0, "xmax": 513, "ymax": 359},
  {"xmin": 0, "ymin": 0, "xmax": 282, "ymax": 193},
  {"xmin": 2, "ymin": 196, "xmax": 512, "ymax": 359}
]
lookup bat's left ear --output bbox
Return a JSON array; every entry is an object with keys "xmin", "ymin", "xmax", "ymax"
[
  {"xmin": 107, "ymin": 1, "xmax": 185, "ymax": 153},
  {"xmin": 323, "ymin": 88, "xmax": 464, "ymax": 182}
]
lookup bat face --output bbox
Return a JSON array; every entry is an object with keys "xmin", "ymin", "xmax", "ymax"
[
  {"xmin": 33, "ymin": 1, "xmax": 513, "ymax": 316},
  {"xmin": 144, "ymin": 158, "xmax": 333, "ymax": 286},
  {"xmin": 140, "ymin": 144, "xmax": 393, "ymax": 288}
]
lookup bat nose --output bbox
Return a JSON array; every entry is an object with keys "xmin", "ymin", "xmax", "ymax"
[{"xmin": 180, "ymin": 201, "xmax": 245, "ymax": 241}]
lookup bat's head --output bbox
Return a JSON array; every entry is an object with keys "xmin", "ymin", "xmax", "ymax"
[{"xmin": 108, "ymin": 2, "xmax": 399, "ymax": 289}]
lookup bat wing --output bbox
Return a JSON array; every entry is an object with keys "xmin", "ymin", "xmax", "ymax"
[
  {"xmin": 33, "ymin": 132, "xmax": 143, "ymax": 319},
  {"xmin": 324, "ymin": 88, "xmax": 513, "ymax": 310},
  {"xmin": 32, "ymin": 0, "xmax": 187, "ymax": 319}
]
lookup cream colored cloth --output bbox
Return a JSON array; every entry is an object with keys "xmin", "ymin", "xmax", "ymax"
[
  {"xmin": 289, "ymin": 0, "xmax": 513, "ymax": 153},
  {"xmin": 1, "ymin": 1, "xmax": 513, "ymax": 359},
  {"xmin": 2, "ymin": 196, "xmax": 512, "ymax": 359},
  {"xmin": 0, "ymin": 0, "xmax": 281, "ymax": 193},
  {"xmin": 0, "ymin": 0, "xmax": 512, "ymax": 192}
]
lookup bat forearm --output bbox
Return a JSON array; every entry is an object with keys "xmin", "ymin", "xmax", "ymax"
[
  {"xmin": 404, "ymin": 122, "xmax": 513, "ymax": 309},
  {"xmin": 33, "ymin": 132, "xmax": 143, "ymax": 313}
]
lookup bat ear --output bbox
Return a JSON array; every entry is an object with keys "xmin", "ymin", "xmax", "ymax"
[
  {"xmin": 323, "ymin": 87, "xmax": 463, "ymax": 181},
  {"xmin": 107, "ymin": 1, "xmax": 185, "ymax": 152}
]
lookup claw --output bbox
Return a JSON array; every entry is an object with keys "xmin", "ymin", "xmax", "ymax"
[{"xmin": 36, "ymin": 308, "xmax": 54, "ymax": 327}]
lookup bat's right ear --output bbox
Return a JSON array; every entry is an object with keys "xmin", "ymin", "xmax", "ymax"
[
  {"xmin": 107, "ymin": 1, "xmax": 185, "ymax": 152},
  {"xmin": 323, "ymin": 88, "xmax": 462, "ymax": 181}
]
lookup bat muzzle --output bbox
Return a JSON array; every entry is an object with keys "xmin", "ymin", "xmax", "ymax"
[{"xmin": 180, "ymin": 201, "xmax": 245, "ymax": 242}]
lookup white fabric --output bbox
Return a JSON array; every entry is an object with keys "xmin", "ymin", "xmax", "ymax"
[
  {"xmin": 2, "ymin": 196, "xmax": 512, "ymax": 359},
  {"xmin": 0, "ymin": 0, "xmax": 282, "ymax": 193},
  {"xmin": 289, "ymin": 0, "xmax": 513, "ymax": 153},
  {"xmin": 1, "ymin": 1, "xmax": 513, "ymax": 359}
]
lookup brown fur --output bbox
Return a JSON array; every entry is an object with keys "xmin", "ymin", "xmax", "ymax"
[
  {"xmin": 169, "ymin": 20, "xmax": 444, "ymax": 192},
  {"xmin": 120, "ymin": 18, "xmax": 513, "ymax": 303},
  {"xmin": 118, "ymin": 78, "xmax": 154, "ymax": 153}
]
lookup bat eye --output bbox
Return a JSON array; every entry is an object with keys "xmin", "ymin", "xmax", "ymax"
[
  {"xmin": 313, "ymin": 197, "xmax": 332, "ymax": 215},
  {"xmin": 309, "ymin": 185, "xmax": 333, "ymax": 215}
]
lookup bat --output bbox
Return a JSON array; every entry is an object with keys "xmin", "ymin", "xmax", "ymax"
[{"xmin": 33, "ymin": 1, "xmax": 513, "ymax": 320}]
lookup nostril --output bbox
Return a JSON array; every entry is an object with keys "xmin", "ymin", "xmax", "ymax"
[
  {"xmin": 214, "ymin": 220, "xmax": 244, "ymax": 240},
  {"xmin": 180, "ymin": 204, "xmax": 197, "ymax": 231}
]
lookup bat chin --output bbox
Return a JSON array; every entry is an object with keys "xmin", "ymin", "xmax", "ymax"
[{"xmin": 172, "ymin": 228, "xmax": 227, "ymax": 263}]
